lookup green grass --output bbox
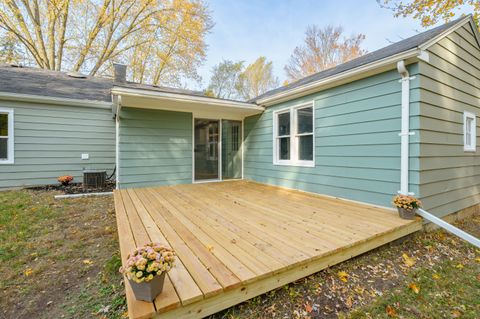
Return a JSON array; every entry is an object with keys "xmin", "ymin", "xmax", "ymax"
[
  {"xmin": 347, "ymin": 258, "xmax": 480, "ymax": 318},
  {"xmin": 0, "ymin": 190, "xmax": 126, "ymax": 319}
]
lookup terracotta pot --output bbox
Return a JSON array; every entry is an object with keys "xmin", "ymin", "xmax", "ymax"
[
  {"xmin": 397, "ymin": 207, "xmax": 417, "ymax": 220},
  {"xmin": 129, "ymin": 272, "xmax": 166, "ymax": 302}
]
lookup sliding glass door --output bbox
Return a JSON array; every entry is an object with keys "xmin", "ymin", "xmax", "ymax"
[
  {"xmin": 194, "ymin": 118, "xmax": 242, "ymax": 182},
  {"xmin": 194, "ymin": 119, "xmax": 219, "ymax": 181}
]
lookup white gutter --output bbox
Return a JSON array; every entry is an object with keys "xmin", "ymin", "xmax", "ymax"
[
  {"xmin": 0, "ymin": 91, "xmax": 112, "ymax": 109},
  {"xmin": 417, "ymin": 209, "xmax": 480, "ymax": 248},
  {"xmin": 111, "ymin": 87, "xmax": 262, "ymax": 111},
  {"xmin": 397, "ymin": 60, "xmax": 415, "ymax": 195},
  {"xmin": 256, "ymin": 49, "xmax": 420, "ymax": 106}
]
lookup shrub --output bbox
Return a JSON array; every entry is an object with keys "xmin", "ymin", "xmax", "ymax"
[
  {"xmin": 119, "ymin": 243, "xmax": 175, "ymax": 283},
  {"xmin": 393, "ymin": 194, "xmax": 422, "ymax": 210},
  {"xmin": 57, "ymin": 175, "xmax": 74, "ymax": 186}
]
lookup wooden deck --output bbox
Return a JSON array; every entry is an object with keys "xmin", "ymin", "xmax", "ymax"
[{"xmin": 114, "ymin": 181, "xmax": 422, "ymax": 319}]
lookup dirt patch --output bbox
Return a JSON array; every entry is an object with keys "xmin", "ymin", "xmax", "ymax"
[
  {"xmin": 26, "ymin": 180, "xmax": 115, "ymax": 195},
  {"xmin": 0, "ymin": 189, "xmax": 125, "ymax": 319}
]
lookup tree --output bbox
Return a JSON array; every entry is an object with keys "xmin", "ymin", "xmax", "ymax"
[
  {"xmin": 284, "ymin": 25, "xmax": 366, "ymax": 82},
  {"xmin": 378, "ymin": 0, "xmax": 479, "ymax": 27},
  {"xmin": 207, "ymin": 59, "xmax": 244, "ymax": 99},
  {"xmin": 0, "ymin": 30, "xmax": 23, "ymax": 64},
  {"xmin": 237, "ymin": 56, "xmax": 279, "ymax": 100},
  {"xmin": 0, "ymin": 0, "xmax": 212, "ymax": 86}
]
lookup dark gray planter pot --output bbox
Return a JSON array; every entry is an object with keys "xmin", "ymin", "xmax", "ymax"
[
  {"xmin": 129, "ymin": 272, "xmax": 166, "ymax": 302},
  {"xmin": 397, "ymin": 207, "xmax": 417, "ymax": 220}
]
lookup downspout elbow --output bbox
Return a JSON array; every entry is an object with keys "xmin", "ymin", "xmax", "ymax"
[{"xmin": 397, "ymin": 60, "xmax": 409, "ymax": 79}]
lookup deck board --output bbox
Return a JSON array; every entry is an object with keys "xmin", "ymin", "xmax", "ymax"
[{"xmin": 115, "ymin": 180, "xmax": 422, "ymax": 319}]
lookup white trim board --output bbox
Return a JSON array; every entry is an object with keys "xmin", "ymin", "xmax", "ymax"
[{"xmin": 0, "ymin": 91, "xmax": 112, "ymax": 109}]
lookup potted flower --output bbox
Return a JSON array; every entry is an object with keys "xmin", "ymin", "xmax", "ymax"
[
  {"xmin": 57, "ymin": 175, "xmax": 74, "ymax": 186},
  {"xmin": 392, "ymin": 194, "xmax": 422, "ymax": 220},
  {"xmin": 119, "ymin": 243, "xmax": 175, "ymax": 302}
]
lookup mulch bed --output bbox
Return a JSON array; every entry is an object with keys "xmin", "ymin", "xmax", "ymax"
[{"xmin": 26, "ymin": 181, "xmax": 115, "ymax": 195}]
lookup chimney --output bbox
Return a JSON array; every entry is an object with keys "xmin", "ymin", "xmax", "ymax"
[{"xmin": 113, "ymin": 63, "xmax": 127, "ymax": 84}]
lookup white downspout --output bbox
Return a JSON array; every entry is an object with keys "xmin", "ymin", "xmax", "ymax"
[
  {"xmin": 397, "ymin": 61, "xmax": 415, "ymax": 195},
  {"xmin": 115, "ymin": 96, "xmax": 122, "ymax": 190}
]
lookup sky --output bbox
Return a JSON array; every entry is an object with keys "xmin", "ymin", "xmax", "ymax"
[{"xmin": 191, "ymin": 0, "xmax": 470, "ymax": 90}]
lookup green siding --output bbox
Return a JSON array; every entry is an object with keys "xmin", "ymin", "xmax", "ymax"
[
  {"xmin": 0, "ymin": 100, "xmax": 115, "ymax": 188},
  {"xmin": 244, "ymin": 66, "xmax": 420, "ymax": 208},
  {"xmin": 118, "ymin": 108, "xmax": 192, "ymax": 188},
  {"xmin": 417, "ymin": 24, "xmax": 480, "ymax": 217}
]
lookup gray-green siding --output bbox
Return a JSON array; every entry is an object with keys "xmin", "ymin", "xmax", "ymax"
[
  {"xmin": 417, "ymin": 24, "xmax": 480, "ymax": 217},
  {"xmin": 118, "ymin": 108, "xmax": 192, "ymax": 188},
  {"xmin": 244, "ymin": 66, "xmax": 421, "ymax": 208},
  {"xmin": 0, "ymin": 100, "xmax": 115, "ymax": 188}
]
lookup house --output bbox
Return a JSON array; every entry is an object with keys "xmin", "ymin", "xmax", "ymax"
[{"xmin": 1, "ymin": 15, "xmax": 479, "ymax": 218}]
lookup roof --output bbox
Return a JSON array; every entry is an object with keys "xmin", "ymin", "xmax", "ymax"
[
  {"xmin": 0, "ymin": 64, "xmax": 113, "ymax": 102},
  {"xmin": 252, "ymin": 15, "xmax": 473, "ymax": 103},
  {"xmin": 0, "ymin": 64, "xmax": 208, "ymax": 103}
]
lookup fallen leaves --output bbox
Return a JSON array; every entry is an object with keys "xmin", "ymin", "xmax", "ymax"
[
  {"xmin": 82, "ymin": 259, "xmax": 93, "ymax": 266},
  {"xmin": 385, "ymin": 305, "xmax": 397, "ymax": 317},
  {"xmin": 337, "ymin": 271, "xmax": 349, "ymax": 282},
  {"xmin": 432, "ymin": 273, "xmax": 440, "ymax": 280},
  {"xmin": 206, "ymin": 244, "xmax": 214, "ymax": 252},
  {"xmin": 451, "ymin": 309, "xmax": 463, "ymax": 318},
  {"xmin": 455, "ymin": 263, "xmax": 464, "ymax": 269},
  {"xmin": 304, "ymin": 302, "xmax": 313, "ymax": 313},
  {"xmin": 408, "ymin": 283, "xmax": 420, "ymax": 294},
  {"xmin": 24, "ymin": 268, "xmax": 33, "ymax": 276},
  {"xmin": 402, "ymin": 253, "xmax": 415, "ymax": 267}
]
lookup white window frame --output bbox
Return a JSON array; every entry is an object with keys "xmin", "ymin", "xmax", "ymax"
[
  {"xmin": 463, "ymin": 111, "xmax": 476, "ymax": 152},
  {"xmin": 273, "ymin": 102, "xmax": 315, "ymax": 167},
  {"xmin": 0, "ymin": 108, "xmax": 14, "ymax": 164}
]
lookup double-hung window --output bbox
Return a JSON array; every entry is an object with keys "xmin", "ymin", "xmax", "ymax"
[
  {"xmin": 274, "ymin": 103, "xmax": 314, "ymax": 166},
  {"xmin": 0, "ymin": 108, "xmax": 14, "ymax": 164},
  {"xmin": 464, "ymin": 111, "xmax": 476, "ymax": 152}
]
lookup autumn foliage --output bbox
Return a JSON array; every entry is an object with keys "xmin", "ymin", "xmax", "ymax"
[
  {"xmin": 57, "ymin": 175, "xmax": 74, "ymax": 186},
  {"xmin": 0, "ymin": 0, "xmax": 212, "ymax": 86}
]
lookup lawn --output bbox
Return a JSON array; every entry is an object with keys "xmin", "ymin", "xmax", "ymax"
[
  {"xmin": 0, "ymin": 189, "xmax": 478, "ymax": 319},
  {"xmin": 0, "ymin": 189, "xmax": 126, "ymax": 319}
]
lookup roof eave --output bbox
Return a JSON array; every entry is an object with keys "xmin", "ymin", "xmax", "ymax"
[
  {"xmin": 255, "ymin": 48, "xmax": 421, "ymax": 107},
  {"xmin": 112, "ymin": 86, "xmax": 261, "ymax": 109},
  {"xmin": 0, "ymin": 91, "xmax": 112, "ymax": 108}
]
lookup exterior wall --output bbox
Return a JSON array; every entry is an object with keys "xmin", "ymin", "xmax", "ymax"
[
  {"xmin": 244, "ymin": 65, "xmax": 421, "ymax": 208},
  {"xmin": 0, "ymin": 99, "xmax": 115, "ymax": 188},
  {"xmin": 118, "ymin": 108, "xmax": 192, "ymax": 188},
  {"xmin": 417, "ymin": 24, "xmax": 480, "ymax": 217}
]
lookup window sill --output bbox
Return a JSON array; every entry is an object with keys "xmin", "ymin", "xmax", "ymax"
[
  {"xmin": 273, "ymin": 161, "xmax": 315, "ymax": 168},
  {"xmin": 0, "ymin": 160, "xmax": 14, "ymax": 165},
  {"xmin": 464, "ymin": 148, "xmax": 476, "ymax": 153}
]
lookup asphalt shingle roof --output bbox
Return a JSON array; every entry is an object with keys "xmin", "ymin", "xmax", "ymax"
[
  {"xmin": 0, "ymin": 64, "xmax": 113, "ymax": 102},
  {"xmin": 252, "ymin": 16, "xmax": 468, "ymax": 103},
  {"xmin": 0, "ymin": 64, "xmax": 206, "ymax": 102}
]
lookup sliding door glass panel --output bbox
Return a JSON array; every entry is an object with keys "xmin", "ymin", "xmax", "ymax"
[
  {"xmin": 194, "ymin": 119, "xmax": 219, "ymax": 180},
  {"xmin": 222, "ymin": 120, "xmax": 242, "ymax": 179}
]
